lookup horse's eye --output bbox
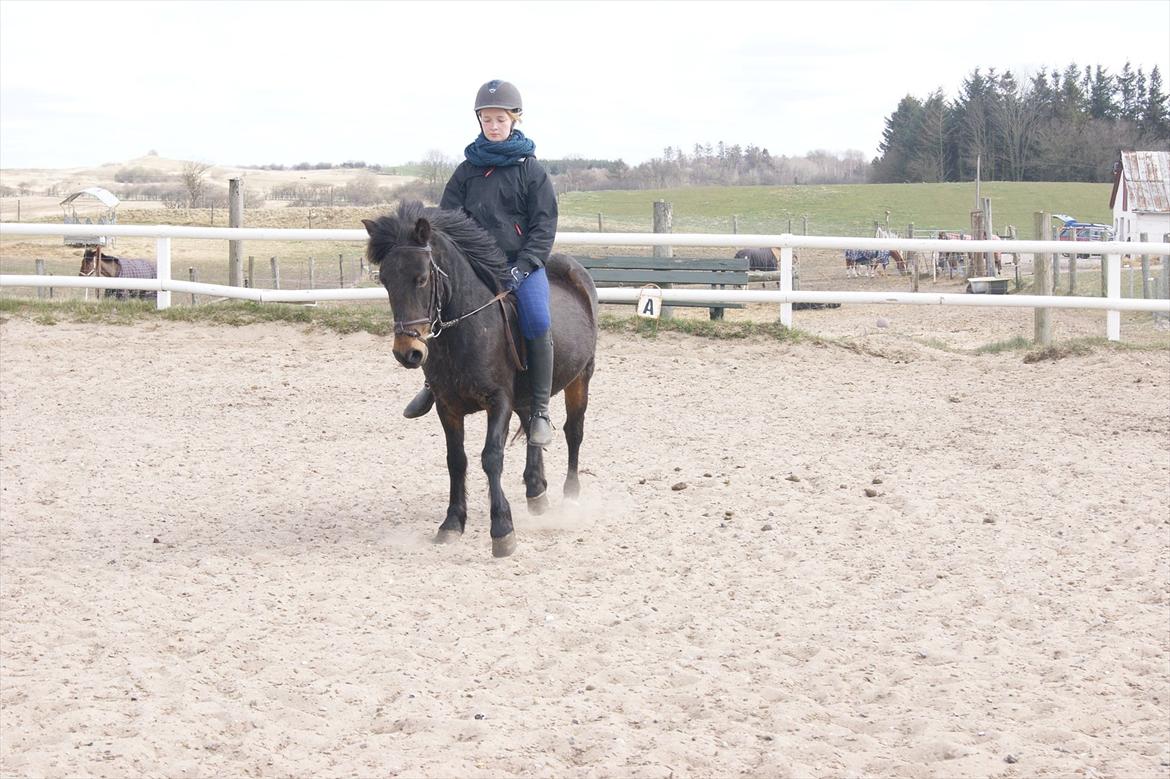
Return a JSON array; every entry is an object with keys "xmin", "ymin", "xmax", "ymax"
[{"xmin": 415, "ymin": 274, "xmax": 428, "ymax": 288}]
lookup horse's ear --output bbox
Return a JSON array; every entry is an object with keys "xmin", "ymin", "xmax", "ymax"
[
  {"xmin": 412, "ymin": 218, "xmax": 432, "ymax": 246},
  {"xmin": 361, "ymin": 219, "xmax": 378, "ymax": 236}
]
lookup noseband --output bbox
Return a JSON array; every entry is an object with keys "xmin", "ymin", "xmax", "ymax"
[{"xmin": 390, "ymin": 244, "xmax": 509, "ymax": 341}]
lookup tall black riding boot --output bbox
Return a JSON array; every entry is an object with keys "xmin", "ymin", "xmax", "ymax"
[
  {"xmin": 403, "ymin": 383, "xmax": 434, "ymax": 418},
  {"xmin": 526, "ymin": 331, "xmax": 555, "ymax": 447}
]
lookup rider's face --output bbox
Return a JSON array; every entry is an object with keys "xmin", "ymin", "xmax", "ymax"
[{"xmin": 478, "ymin": 109, "xmax": 513, "ymax": 142}]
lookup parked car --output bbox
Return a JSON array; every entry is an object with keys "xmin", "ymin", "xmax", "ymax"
[{"xmin": 1051, "ymin": 214, "xmax": 1115, "ymax": 257}]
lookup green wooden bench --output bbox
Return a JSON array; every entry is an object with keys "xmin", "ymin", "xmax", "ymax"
[{"xmin": 577, "ymin": 255, "xmax": 751, "ymax": 320}]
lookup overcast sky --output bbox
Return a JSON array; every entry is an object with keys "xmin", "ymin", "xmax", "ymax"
[{"xmin": 2, "ymin": 0, "xmax": 1168, "ymax": 170}]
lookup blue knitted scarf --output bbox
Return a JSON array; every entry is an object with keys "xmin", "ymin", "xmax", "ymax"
[{"xmin": 464, "ymin": 130, "xmax": 536, "ymax": 167}]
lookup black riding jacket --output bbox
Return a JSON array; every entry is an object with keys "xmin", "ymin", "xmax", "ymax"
[{"xmin": 440, "ymin": 157, "xmax": 558, "ymax": 278}]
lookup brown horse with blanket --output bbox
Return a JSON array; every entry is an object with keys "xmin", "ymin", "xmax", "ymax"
[{"xmin": 79, "ymin": 248, "xmax": 157, "ymax": 300}]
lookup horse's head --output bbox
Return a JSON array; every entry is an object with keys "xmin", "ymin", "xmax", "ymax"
[
  {"xmin": 363, "ymin": 212, "xmax": 442, "ymax": 369},
  {"xmin": 79, "ymin": 248, "xmax": 100, "ymax": 277}
]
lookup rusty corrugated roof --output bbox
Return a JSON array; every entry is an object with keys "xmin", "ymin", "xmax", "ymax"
[{"xmin": 1117, "ymin": 151, "xmax": 1170, "ymax": 213}]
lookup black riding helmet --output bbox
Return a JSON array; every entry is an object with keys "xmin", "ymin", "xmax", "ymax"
[{"xmin": 475, "ymin": 80, "xmax": 523, "ymax": 114}]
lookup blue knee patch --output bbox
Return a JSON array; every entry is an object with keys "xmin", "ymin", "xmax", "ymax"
[{"xmin": 514, "ymin": 267, "xmax": 551, "ymax": 339}]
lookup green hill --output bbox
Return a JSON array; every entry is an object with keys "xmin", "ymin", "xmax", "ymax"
[{"xmin": 558, "ymin": 182, "xmax": 1114, "ymax": 239}]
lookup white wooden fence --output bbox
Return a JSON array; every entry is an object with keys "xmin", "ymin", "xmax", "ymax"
[{"xmin": 2, "ymin": 223, "xmax": 1168, "ymax": 342}]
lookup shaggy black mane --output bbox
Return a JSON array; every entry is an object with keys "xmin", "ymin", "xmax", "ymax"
[{"xmin": 366, "ymin": 200, "xmax": 508, "ymax": 293}]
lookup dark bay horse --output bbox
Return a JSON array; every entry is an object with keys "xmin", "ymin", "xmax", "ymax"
[{"xmin": 363, "ymin": 201, "xmax": 599, "ymax": 558}]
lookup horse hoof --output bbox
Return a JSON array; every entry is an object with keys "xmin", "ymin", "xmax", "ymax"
[
  {"xmin": 527, "ymin": 491, "xmax": 551, "ymax": 515},
  {"xmin": 492, "ymin": 533, "xmax": 517, "ymax": 558},
  {"xmin": 434, "ymin": 529, "xmax": 462, "ymax": 545}
]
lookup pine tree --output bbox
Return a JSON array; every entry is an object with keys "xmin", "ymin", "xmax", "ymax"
[
  {"xmin": 872, "ymin": 94, "xmax": 925, "ymax": 182},
  {"xmin": 1140, "ymin": 65, "xmax": 1170, "ymax": 139},
  {"xmin": 954, "ymin": 69, "xmax": 995, "ymax": 180},
  {"xmin": 1059, "ymin": 63, "xmax": 1086, "ymax": 116},
  {"xmin": 910, "ymin": 89, "xmax": 949, "ymax": 182},
  {"xmin": 1118, "ymin": 62, "xmax": 1139, "ymax": 122},
  {"xmin": 1088, "ymin": 66, "xmax": 1118, "ymax": 119}
]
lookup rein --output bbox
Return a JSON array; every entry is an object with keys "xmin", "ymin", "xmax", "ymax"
[{"xmin": 391, "ymin": 245, "xmax": 510, "ymax": 341}]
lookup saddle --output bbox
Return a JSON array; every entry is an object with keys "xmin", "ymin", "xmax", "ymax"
[{"xmin": 498, "ymin": 294, "xmax": 527, "ymax": 371}]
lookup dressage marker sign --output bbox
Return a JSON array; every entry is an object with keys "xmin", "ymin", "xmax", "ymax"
[{"xmin": 637, "ymin": 284, "xmax": 663, "ymax": 319}]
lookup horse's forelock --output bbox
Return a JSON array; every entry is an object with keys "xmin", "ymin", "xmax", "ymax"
[{"xmin": 365, "ymin": 200, "xmax": 508, "ymax": 292}]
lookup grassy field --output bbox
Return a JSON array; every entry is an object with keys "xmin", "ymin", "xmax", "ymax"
[{"xmin": 557, "ymin": 181, "xmax": 1114, "ymax": 239}]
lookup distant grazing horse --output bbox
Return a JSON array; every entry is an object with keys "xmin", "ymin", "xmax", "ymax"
[
  {"xmin": 734, "ymin": 247, "xmax": 780, "ymax": 271},
  {"xmin": 363, "ymin": 201, "xmax": 599, "ymax": 558},
  {"xmin": 936, "ymin": 232, "xmax": 971, "ymax": 276},
  {"xmin": 889, "ymin": 249, "xmax": 907, "ymax": 274},
  {"xmin": 845, "ymin": 249, "xmax": 890, "ymax": 278},
  {"xmin": 79, "ymin": 248, "xmax": 157, "ymax": 299}
]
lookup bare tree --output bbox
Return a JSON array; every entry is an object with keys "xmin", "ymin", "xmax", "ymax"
[
  {"xmin": 181, "ymin": 161, "xmax": 212, "ymax": 209},
  {"xmin": 423, "ymin": 149, "xmax": 453, "ymax": 188},
  {"xmin": 992, "ymin": 80, "xmax": 1043, "ymax": 181}
]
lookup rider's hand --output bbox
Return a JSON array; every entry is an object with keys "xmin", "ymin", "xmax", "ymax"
[{"xmin": 505, "ymin": 264, "xmax": 527, "ymax": 291}]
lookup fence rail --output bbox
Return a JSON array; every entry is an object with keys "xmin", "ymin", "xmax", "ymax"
[{"xmin": 2, "ymin": 223, "xmax": 1168, "ymax": 340}]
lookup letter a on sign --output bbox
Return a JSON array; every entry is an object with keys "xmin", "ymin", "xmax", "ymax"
[{"xmin": 637, "ymin": 285, "xmax": 662, "ymax": 319}]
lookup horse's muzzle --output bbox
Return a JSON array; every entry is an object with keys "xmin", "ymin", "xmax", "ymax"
[{"xmin": 393, "ymin": 335, "xmax": 428, "ymax": 368}]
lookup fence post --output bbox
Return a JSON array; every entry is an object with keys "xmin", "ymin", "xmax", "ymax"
[
  {"xmin": 801, "ymin": 215, "xmax": 808, "ymax": 235},
  {"xmin": 1052, "ymin": 244, "xmax": 1062, "ymax": 294},
  {"xmin": 1139, "ymin": 233, "xmax": 1150, "ymax": 300},
  {"xmin": 598, "ymin": 213, "xmax": 603, "ymax": 232},
  {"xmin": 1159, "ymin": 233, "xmax": 1170, "ymax": 326},
  {"xmin": 1106, "ymin": 253, "xmax": 1120, "ymax": 341},
  {"xmin": 229, "ymin": 178, "xmax": 244, "ymax": 286},
  {"xmin": 732, "ymin": 214, "xmax": 738, "ymax": 234},
  {"xmin": 779, "ymin": 244, "xmax": 793, "ymax": 328},
  {"xmin": 270, "ymin": 256, "xmax": 280, "ymax": 290},
  {"xmin": 908, "ymin": 222, "xmax": 918, "ymax": 292},
  {"xmin": 969, "ymin": 208, "xmax": 983, "ymax": 277},
  {"xmin": 188, "ymin": 267, "xmax": 198, "ymax": 305},
  {"xmin": 1100, "ymin": 245, "xmax": 1109, "ymax": 298},
  {"xmin": 338, "ymin": 253, "xmax": 345, "ymax": 288},
  {"xmin": 1033, "ymin": 212, "xmax": 1051, "ymax": 345},
  {"xmin": 982, "ymin": 197, "xmax": 995, "ymax": 277},
  {"xmin": 247, "ymin": 256, "xmax": 254, "ymax": 288},
  {"xmin": 653, "ymin": 200, "xmax": 674, "ymax": 319},
  {"xmin": 35, "ymin": 258, "xmax": 46, "ymax": 299},
  {"xmin": 308, "ymin": 256, "xmax": 316, "ymax": 290},
  {"xmin": 156, "ymin": 237, "xmax": 171, "ymax": 310}
]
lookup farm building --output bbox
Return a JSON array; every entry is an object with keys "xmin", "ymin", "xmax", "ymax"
[{"xmin": 1109, "ymin": 150, "xmax": 1170, "ymax": 242}]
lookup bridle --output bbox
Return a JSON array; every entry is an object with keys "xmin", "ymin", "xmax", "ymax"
[
  {"xmin": 389, "ymin": 244, "xmax": 509, "ymax": 341},
  {"xmin": 79, "ymin": 250, "xmax": 107, "ymax": 277}
]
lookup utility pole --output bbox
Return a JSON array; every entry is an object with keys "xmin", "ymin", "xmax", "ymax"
[{"xmin": 975, "ymin": 154, "xmax": 981, "ymax": 210}]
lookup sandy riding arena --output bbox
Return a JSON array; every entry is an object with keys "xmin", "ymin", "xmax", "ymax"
[{"xmin": 1, "ymin": 317, "xmax": 1168, "ymax": 778}]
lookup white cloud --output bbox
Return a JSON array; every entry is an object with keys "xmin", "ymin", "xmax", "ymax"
[{"xmin": 3, "ymin": 0, "xmax": 1168, "ymax": 168}]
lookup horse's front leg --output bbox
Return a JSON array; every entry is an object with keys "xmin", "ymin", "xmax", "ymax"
[
  {"xmin": 483, "ymin": 394, "xmax": 517, "ymax": 557},
  {"xmin": 434, "ymin": 404, "xmax": 467, "ymax": 544}
]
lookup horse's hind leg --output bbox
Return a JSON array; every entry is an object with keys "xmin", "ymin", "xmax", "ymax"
[
  {"xmin": 562, "ymin": 360, "xmax": 594, "ymax": 502},
  {"xmin": 522, "ymin": 440, "xmax": 549, "ymax": 515}
]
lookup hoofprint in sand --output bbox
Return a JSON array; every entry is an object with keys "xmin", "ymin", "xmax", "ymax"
[{"xmin": 1, "ymin": 319, "xmax": 1167, "ymax": 778}]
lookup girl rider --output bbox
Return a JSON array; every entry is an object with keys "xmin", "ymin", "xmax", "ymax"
[{"xmin": 402, "ymin": 80, "xmax": 559, "ymax": 448}]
